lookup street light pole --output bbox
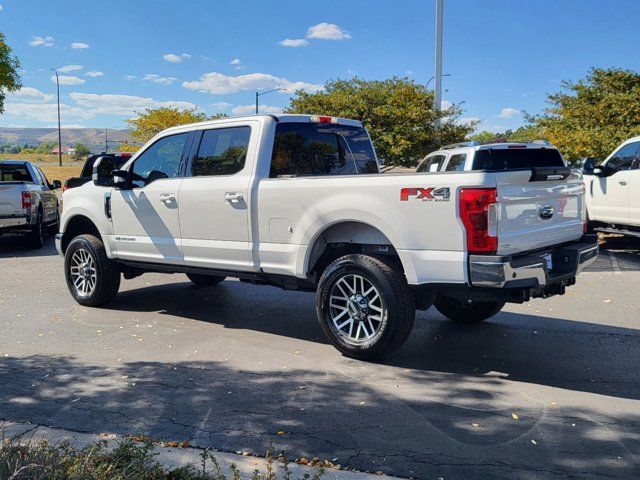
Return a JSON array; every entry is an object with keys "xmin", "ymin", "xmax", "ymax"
[
  {"xmin": 426, "ymin": 73, "xmax": 450, "ymax": 90},
  {"xmin": 434, "ymin": 0, "xmax": 444, "ymax": 131},
  {"xmin": 255, "ymin": 87, "xmax": 284, "ymax": 114},
  {"xmin": 51, "ymin": 68, "xmax": 62, "ymax": 167}
]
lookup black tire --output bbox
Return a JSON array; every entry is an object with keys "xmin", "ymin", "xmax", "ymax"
[
  {"xmin": 316, "ymin": 254, "xmax": 415, "ymax": 360},
  {"xmin": 28, "ymin": 210, "xmax": 45, "ymax": 249},
  {"xmin": 64, "ymin": 234, "xmax": 121, "ymax": 307},
  {"xmin": 434, "ymin": 295, "xmax": 504, "ymax": 324},
  {"xmin": 186, "ymin": 273, "xmax": 226, "ymax": 287}
]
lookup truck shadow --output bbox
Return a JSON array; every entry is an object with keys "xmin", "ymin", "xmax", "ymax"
[
  {"xmin": 0, "ymin": 233, "xmax": 58, "ymax": 258},
  {"xmin": 1, "ymin": 354, "xmax": 638, "ymax": 479},
  {"xmin": 589, "ymin": 234, "xmax": 640, "ymax": 272},
  {"xmin": 107, "ymin": 280, "xmax": 640, "ymax": 402}
]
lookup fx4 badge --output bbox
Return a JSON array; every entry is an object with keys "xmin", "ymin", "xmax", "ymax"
[{"xmin": 400, "ymin": 187, "xmax": 450, "ymax": 202}]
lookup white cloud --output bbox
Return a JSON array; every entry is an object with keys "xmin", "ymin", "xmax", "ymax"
[
  {"xmin": 305, "ymin": 22, "xmax": 351, "ymax": 40},
  {"xmin": 71, "ymin": 42, "xmax": 89, "ymax": 49},
  {"xmin": 440, "ymin": 100, "xmax": 453, "ymax": 110},
  {"xmin": 29, "ymin": 35, "xmax": 54, "ymax": 47},
  {"xmin": 211, "ymin": 101, "xmax": 233, "ymax": 112},
  {"xmin": 8, "ymin": 87, "xmax": 54, "ymax": 102},
  {"xmin": 4, "ymin": 102, "xmax": 93, "ymax": 123},
  {"xmin": 61, "ymin": 124, "xmax": 87, "ymax": 129},
  {"xmin": 143, "ymin": 74, "xmax": 177, "ymax": 85},
  {"xmin": 123, "ymin": 75, "xmax": 137, "ymax": 81},
  {"xmin": 85, "ymin": 70, "xmax": 104, "ymax": 77},
  {"xmin": 70, "ymin": 92, "xmax": 197, "ymax": 116},
  {"xmin": 232, "ymin": 104, "xmax": 283, "ymax": 116},
  {"xmin": 52, "ymin": 75, "xmax": 85, "ymax": 85},
  {"xmin": 497, "ymin": 107, "xmax": 520, "ymax": 119},
  {"xmin": 0, "ymin": 4, "xmax": 4, "ymax": 11},
  {"xmin": 183, "ymin": 71, "xmax": 322, "ymax": 95},
  {"xmin": 230, "ymin": 58, "xmax": 241, "ymax": 65},
  {"xmin": 163, "ymin": 53, "xmax": 191, "ymax": 63},
  {"xmin": 58, "ymin": 64, "xmax": 83, "ymax": 73},
  {"xmin": 457, "ymin": 116, "xmax": 481, "ymax": 126},
  {"xmin": 279, "ymin": 38, "xmax": 309, "ymax": 48}
]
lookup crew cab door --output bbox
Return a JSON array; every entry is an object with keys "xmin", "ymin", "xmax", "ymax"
[
  {"xmin": 32, "ymin": 165, "xmax": 58, "ymax": 223},
  {"xmin": 590, "ymin": 141, "xmax": 639, "ymax": 224},
  {"xmin": 110, "ymin": 132, "xmax": 193, "ymax": 264},
  {"xmin": 178, "ymin": 123, "xmax": 256, "ymax": 271}
]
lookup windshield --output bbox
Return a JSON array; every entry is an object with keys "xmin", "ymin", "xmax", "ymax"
[
  {"xmin": 472, "ymin": 148, "xmax": 565, "ymax": 171},
  {"xmin": 270, "ymin": 123, "xmax": 379, "ymax": 177}
]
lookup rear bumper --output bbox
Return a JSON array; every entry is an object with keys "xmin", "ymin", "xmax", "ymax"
[
  {"xmin": 0, "ymin": 216, "xmax": 29, "ymax": 230},
  {"xmin": 469, "ymin": 234, "xmax": 598, "ymax": 289}
]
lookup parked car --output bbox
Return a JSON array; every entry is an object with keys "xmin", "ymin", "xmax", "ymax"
[
  {"xmin": 582, "ymin": 137, "xmax": 640, "ymax": 237},
  {"xmin": 0, "ymin": 160, "xmax": 61, "ymax": 248},
  {"xmin": 56, "ymin": 115, "xmax": 597, "ymax": 359},
  {"xmin": 416, "ymin": 140, "xmax": 567, "ymax": 173},
  {"xmin": 63, "ymin": 152, "xmax": 132, "ymax": 191}
]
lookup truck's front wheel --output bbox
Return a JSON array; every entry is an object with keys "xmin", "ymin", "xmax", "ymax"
[
  {"xmin": 434, "ymin": 296, "xmax": 504, "ymax": 324},
  {"xmin": 65, "ymin": 234, "xmax": 121, "ymax": 307},
  {"xmin": 316, "ymin": 254, "xmax": 415, "ymax": 360}
]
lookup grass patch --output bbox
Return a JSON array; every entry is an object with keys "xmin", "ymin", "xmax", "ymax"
[
  {"xmin": 0, "ymin": 435, "xmax": 324, "ymax": 480},
  {"xmin": 0, "ymin": 154, "xmax": 83, "ymax": 184}
]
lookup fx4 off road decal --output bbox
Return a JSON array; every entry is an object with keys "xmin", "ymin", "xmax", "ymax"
[{"xmin": 400, "ymin": 187, "xmax": 450, "ymax": 202}]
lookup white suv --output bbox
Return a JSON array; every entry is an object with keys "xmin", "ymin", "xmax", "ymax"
[{"xmin": 416, "ymin": 141, "xmax": 567, "ymax": 173}]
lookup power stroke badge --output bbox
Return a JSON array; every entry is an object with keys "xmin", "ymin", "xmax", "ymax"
[{"xmin": 400, "ymin": 187, "xmax": 451, "ymax": 202}]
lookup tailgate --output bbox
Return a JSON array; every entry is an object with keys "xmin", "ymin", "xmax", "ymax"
[
  {"xmin": 0, "ymin": 183, "xmax": 26, "ymax": 217},
  {"xmin": 494, "ymin": 168, "xmax": 584, "ymax": 255}
]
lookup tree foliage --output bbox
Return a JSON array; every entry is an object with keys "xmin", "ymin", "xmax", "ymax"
[
  {"xmin": 73, "ymin": 143, "xmax": 91, "ymax": 160},
  {"xmin": 528, "ymin": 68, "xmax": 640, "ymax": 159},
  {"xmin": 468, "ymin": 125, "xmax": 542, "ymax": 144},
  {"xmin": 125, "ymin": 107, "xmax": 219, "ymax": 148},
  {"xmin": 0, "ymin": 32, "xmax": 22, "ymax": 114},
  {"xmin": 286, "ymin": 77, "xmax": 476, "ymax": 166}
]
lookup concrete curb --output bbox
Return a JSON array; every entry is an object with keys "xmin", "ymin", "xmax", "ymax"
[{"xmin": 1, "ymin": 421, "xmax": 404, "ymax": 480}]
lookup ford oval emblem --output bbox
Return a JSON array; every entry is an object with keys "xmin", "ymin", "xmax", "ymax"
[{"xmin": 538, "ymin": 205, "xmax": 555, "ymax": 220}]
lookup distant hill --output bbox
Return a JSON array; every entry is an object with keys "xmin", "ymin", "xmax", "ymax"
[{"xmin": 0, "ymin": 128, "xmax": 132, "ymax": 151}]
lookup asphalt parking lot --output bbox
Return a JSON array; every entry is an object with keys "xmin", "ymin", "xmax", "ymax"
[{"xmin": 1, "ymin": 234, "xmax": 639, "ymax": 479}]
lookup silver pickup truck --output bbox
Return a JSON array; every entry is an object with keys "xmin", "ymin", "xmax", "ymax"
[{"xmin": 0, "ymin": 160, "xmax": 61, "ymax": 248}]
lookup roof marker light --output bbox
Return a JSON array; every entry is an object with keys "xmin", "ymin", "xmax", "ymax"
[{"xmin": 310, "ymin": 115, "xmax": 338, "ymax": 124}]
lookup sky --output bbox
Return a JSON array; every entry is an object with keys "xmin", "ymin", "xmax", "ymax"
[{"xmin": 1, "ymin": 0, "xmax": 640, "ymax": 133}]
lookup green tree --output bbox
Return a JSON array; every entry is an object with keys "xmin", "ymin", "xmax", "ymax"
[
  {"xmin": 286, "ymin": 77, "xmax": 476, "ymax": 166},
  {"xmin": 73, "ymin": 143, "xmax": 91, "ymax": 160},
  {"xmin": 0, "ymin": 32, "xmax": 21, "ymax": 114},
  {"xmin": 528, "ymin": 68, "xmax": 640, "ymax": 159},
  {"xmin": 125, "ymin": 107, "xmax": 226, "ymax": 150}
]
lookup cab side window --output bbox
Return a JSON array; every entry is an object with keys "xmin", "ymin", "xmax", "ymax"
[
  {"xmin": 444, "ymin": 154, "xmax": 467, "ymax": 172},
  {"xmin": 605, "ymin": 142, "xmax": 639, "ymax": 175},
  {"xmin": 417, "ymin": 154, "xmax": 446, "ymax": 172},
  {"xmin": 193, "ymin": 127, "xmax": 251, "ymax": 176},
  {"xmin": 131, "ymin": 133, "xmax": 190, "ymax": 187}
]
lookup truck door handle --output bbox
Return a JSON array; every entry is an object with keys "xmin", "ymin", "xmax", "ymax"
[
  {"xmin": 224, "ymin": 192, "xmax": 243, "ymax": 203},
  {"xmin": 160, "ymin": 193, "xmax": 176, "ymax": 203},
  {"xmin": 618, "ymin": 181, "xmax": 627, "ymax": 186}
]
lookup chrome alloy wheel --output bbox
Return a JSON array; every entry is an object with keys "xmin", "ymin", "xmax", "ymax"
[
  {"xmin": 69, "ymin": 248, "xmax": 97, "ymax": 298},
  {"xmin": 329, "ymin": 274, "xmax": 386, "ymax": 345}
]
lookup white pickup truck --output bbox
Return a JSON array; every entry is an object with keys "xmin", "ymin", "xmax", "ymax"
[
  {"xmin": 583, "ymin": 136, "xmax": 640, "ymax": 237},
  {"xmin": 0, "ymin": 160, "xmax": 61, "ymax": 248},
  {"xmin": 56, "ymin": 114, "xmax": 598, "ymax": 359}
]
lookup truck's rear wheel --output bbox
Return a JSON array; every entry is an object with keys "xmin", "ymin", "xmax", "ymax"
[
  {"xmin": 186, "ymin": 273, "xmax": 225, "ymax": 287},
  {"xmin": 316, "ymin": 254, "xmax": 415, "ymax": 360},
  {"xmin": 435, "ymin": 296, "xmax": 504, "ymax": 324},
  {"xmin": 28, "ymin": 210, "xmax": 45, "ymax": 249},
  {"xmin": 65, "ymin": 234, "xmax": 121, "ymax": 307}
]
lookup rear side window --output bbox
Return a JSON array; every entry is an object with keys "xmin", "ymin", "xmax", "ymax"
[
  {"xmin": 444, "ymin": 154, "xmax": 467, "ymax": 171},
  {"xmin": 417, "ymin": 154, "xmax": 445, "ymax": 173},
  {"xmin": 270, "ymin": 123, "xmax": 378, "ymax": 178},
  {"xmin": 472, "ymin": 148, "xmax": 565, "ymax": 171},
  {"xmin": 193, "ymin": 127, "xmax": 251, "ymax": 176},
  {"xmin": 0, "ymin": 164, "xmax": 32, "ymax": 182}
]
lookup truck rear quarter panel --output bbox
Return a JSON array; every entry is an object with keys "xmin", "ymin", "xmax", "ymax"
[{"xmin": 256, "ymin": 171, "xmax": 496, "ymax": 284}]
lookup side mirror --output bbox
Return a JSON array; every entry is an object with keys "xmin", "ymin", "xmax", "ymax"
[
  {"xmin": 92, "ymin": 156, "xmax": 111, "ymax": 186},
  {"xmin": 593, "ymin": 166, "xmax": 604, "ymax": 177},
  {"xmin": 581, "ymin": 157, "xmax": 596, "ymax": 174},
  {"xmin": 50, "ymin": 180, "xmax": 62, "ymax": 190},
  {"xmin": 112, "ymin": 169, "xmax": 132, "ymax": 189}
]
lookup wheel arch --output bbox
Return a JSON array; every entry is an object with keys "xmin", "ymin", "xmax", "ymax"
[{"xmin": 60, "ymin": 214, "xmax": 102, "ymax": 254}]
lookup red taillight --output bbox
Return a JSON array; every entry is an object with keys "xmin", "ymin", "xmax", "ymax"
[
  {"xmin": 21, "ymin": 191, "xmax": 32, "ymax": 209},
  {"xmin": 310, "ymin": 115, "xmax": 338, "ymax": 124},
  {"xmin": 459, "ymin": 188, "xmax": 498, "ymax": 254}
]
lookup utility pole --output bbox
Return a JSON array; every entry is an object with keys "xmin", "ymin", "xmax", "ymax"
[
  {"xmin": 51, "ymin": 68, "xmax": 62, "ymax": 166},
  {"xmin": 434, "ymin": 0, "xmax": 444, "ymax": 132},
  {"xmin": 255, "ymin": 87, "xmax": 284, "ymax": 114},
  {"xmin": 105, "ymin": 128, "xmax": 108, "ymax": 153}
]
